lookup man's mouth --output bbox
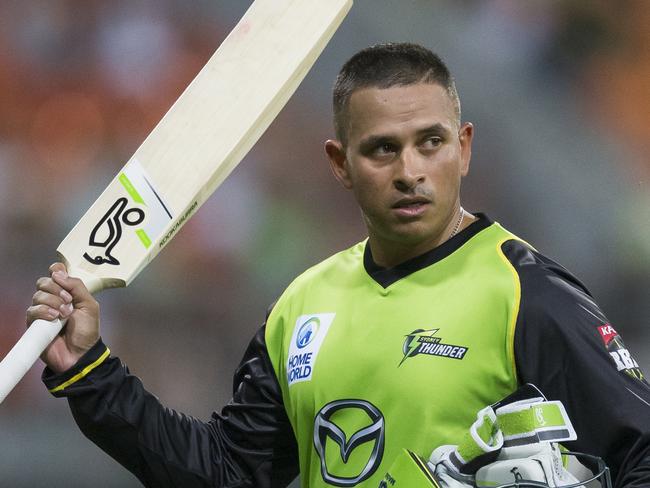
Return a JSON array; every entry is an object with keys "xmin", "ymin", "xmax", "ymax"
[
  {"xmin": 392, "ymin": 197, "xmax": 430, "ymax": 209},
  {"xmin": 391, "ymin": 197, "xmax": 430, "ymax": 217}
]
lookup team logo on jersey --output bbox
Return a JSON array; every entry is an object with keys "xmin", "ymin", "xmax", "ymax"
[
  {"xmin": 287, "ymin": 313, "xmax": 335, "ymax": 386},
  {"xmin": 313, "ymin": 399, "xmax": 385, "ymax": 487},
  {"xmin": 399, "ymin": 328, "xmax": 469, "ymax": 367},
  {"xmin": 598, "ymin": 323, "xmax": 644, "ymax": 381}
]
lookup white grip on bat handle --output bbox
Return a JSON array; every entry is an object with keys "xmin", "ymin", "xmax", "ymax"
[{"xmin": 0, "ymin": 318, "xmax": 65, "ymax": 403}]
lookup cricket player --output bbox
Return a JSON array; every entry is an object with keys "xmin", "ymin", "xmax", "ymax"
[{"xmin": 27, "ymin": 43, "xmax": 650, "ymax": 487}]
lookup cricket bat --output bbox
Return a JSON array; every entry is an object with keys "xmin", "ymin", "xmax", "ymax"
[{"xmin": 0, "ymin": 0, "xmax": 352, "ymax": 403}]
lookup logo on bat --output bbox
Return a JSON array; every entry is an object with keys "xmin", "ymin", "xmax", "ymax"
[{"xmin": 83, "ymin": 197, "xmax": 145, "ymax": 266}]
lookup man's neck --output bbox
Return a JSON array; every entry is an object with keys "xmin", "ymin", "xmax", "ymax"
[{"xmin": 369, "ymin": 210, "xmax": 475, "ymax": 268}]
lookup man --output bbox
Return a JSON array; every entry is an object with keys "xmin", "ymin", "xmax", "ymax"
[{"xmin": 27, "ymin": 43, "xmax": 650, "ymax": 487}]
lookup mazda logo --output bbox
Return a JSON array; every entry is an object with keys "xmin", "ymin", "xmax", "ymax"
[{"xmin": 313, "ymin": 399, "xmax": 385, "ymax": 486}]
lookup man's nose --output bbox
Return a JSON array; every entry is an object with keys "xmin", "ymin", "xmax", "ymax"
[{"xmin": 393, "ymin": 148, "xmax": 425, "ymax": 192}]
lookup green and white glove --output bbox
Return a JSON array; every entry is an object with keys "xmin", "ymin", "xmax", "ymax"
[
  {"xmin": 379, "ymin": 385, "xmax": 605, "ymax": 488},
  {"xmin": 474, "ymin": 396, "xmax": 581, "ymax": 488},
  {"xmin": 430, "ymin": 404, "xmax": 503, "ymax": 487}
]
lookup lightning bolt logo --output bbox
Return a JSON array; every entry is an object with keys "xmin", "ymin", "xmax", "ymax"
[{"xmin": 399, "ymin": 328, "xmax": 439, "ymax": 367}]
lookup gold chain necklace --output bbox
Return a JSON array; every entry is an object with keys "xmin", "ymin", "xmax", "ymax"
[{"xmin": 449, "ymin": 207, "xmax": 465, "ymax": 238}]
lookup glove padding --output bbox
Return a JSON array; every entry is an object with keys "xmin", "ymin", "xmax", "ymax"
[
  {"xmin": 379, "ymin": 386, "xmax": 592, "ymax": 488},
  {"xmin": 427, "ymin": 388, "xmax": 582, "ymax": 488},
  {"xmin": 429, "ymin": 445, "xmax": 477, "ymax": 488},
  {"xmin": 431, "ymin": 405, "xmax": 503, "ymax": 477},
  {"xmin": 475, "ymin": 442, "xmax": 582, "ymax": 487}
]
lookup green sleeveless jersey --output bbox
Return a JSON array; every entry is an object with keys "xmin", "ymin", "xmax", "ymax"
[{"xmin": 265, "ymin": 217, "xmax": 521, "ymax": 487}]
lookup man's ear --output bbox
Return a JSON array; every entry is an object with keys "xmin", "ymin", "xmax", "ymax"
[
  {"xmin": 458, "ymin": 122, "xmax": 474, "ymax": 177},
  {"xmin": 325, "ymin": 139, "xmax": 353, "ymax": 189}
]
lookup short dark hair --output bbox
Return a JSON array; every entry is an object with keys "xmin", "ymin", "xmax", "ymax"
[{"xmin": 332, "ymin": 43, "xmax": 461, "ymax": 144}]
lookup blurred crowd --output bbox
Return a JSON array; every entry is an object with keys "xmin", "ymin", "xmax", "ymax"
[{"xmin": 0, "ymin": 1, "xmax": 648, "ymax": 485}]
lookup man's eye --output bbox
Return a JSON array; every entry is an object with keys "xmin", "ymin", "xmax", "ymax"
[
  {"xmin": 375, "ymin": 143, "xmax": 396, "ymax": 155},
  {"xmin": 422, "ymin": 137, "xmax": 442, "ymax": 148}
]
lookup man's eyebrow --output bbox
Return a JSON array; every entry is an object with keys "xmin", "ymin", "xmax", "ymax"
[
  {"xmin": 358, "ymin": 134, "xmax": 398, "ymax": 151},
  {"xmin": 416, "ymin": 123, "xmax": 450, "ymax": 136},
  {"xmin": 358, "ymin": 123, "xmax": 452, "ymax": 150}
]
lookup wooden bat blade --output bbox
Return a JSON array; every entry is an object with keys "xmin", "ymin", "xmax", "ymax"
[
  {"xmin": 0, "ymin": 0, "xmax": 352, "ymax": 404},
  {"xmin": 58, "ymin": 0, "xmax": 353, "ymax": 293}
]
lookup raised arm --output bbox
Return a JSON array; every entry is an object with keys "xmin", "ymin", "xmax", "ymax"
[{"xmin": 29, "ymin": 264, "xmax": 299, "ymax": 488}]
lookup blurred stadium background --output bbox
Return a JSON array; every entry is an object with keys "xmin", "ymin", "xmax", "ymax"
[{"xmin": 0, "ymin": 0, "xmax": 648, "ymax": 486}]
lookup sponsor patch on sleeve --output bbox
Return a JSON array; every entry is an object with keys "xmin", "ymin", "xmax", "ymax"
[
  {"xmin": 597, "ymin": 324, "xmax": 618, "ymax": 346},
  {"xmin": 598, "ymin": 323, "xmax": 645, "ymax": 381}
]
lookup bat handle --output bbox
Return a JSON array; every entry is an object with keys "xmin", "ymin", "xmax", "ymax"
[{"xmin": 0, "ymin": 318, "xmax": 65, "ymax": 404}]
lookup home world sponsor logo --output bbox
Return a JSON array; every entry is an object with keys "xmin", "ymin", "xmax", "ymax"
[
  {"xmin": 313, "ymin": 399, "xmax": 385, "ymax": 487},
  {"xmin": 399, "ymin": 328, "xmax": 469, "ymax": 367},
  {"xmin": 598, "ymin": 324, "xmax": 645, "ymax": 381},
  {"xmin": 287, "ymin": 313, "xmax": 335, "ymax": 386},
  {"xmin": 297, "ymin": 317, "xmax": 319, "ymax": 349}
]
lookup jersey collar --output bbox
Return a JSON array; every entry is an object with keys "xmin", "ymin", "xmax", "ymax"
[{"xmin": 363, "ymin": 213, "xmax": 494, "ymax": 288}]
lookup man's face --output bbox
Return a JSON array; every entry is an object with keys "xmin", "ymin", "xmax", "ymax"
[{"xmin": 326, "ymin": 82, "xmax": 473, "ymax": 265}]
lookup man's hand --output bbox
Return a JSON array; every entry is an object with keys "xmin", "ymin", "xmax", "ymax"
[{"xmin": 26, "ymin": 263, "xmax": 100, "ymax": 374}]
